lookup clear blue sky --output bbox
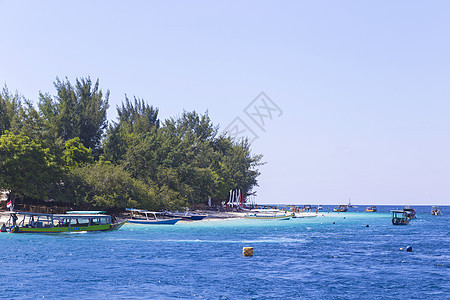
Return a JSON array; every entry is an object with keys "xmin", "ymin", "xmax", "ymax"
[{"xmin": 1, "ymin": 1, "xmax": 449, "ymax": 205}]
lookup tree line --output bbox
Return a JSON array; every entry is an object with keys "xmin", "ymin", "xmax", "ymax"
[{"xmin": 0, "ymin": 77, "xmax": 263, "ymax": 211}]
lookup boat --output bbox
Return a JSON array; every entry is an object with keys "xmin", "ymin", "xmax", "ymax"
[
  {"xmin": 244, "ymin": 212, "xmax": 294, "ymax": 220},
  {"xmin": 431, "ymin": 206, "xmax": 441, "ymax": 216},
  {"xmin": 5, "ymin": 211, "xmax": 125, "ymax": 233},
  {"xmin": 391, "ymin": 210, "xmax": 412, "ymax": 225},
  {"xmin": 403, "ymin": 206, "xmax": 416, "ymax": 219},
  {"xmin": 164, "ymin": 211, "xmax": 207, "ymax": 221},
  {"xmin": 317, "ymin": 205, "xmax": 323, "ymax": 211},
  {"xmin": 126, "ymin": 209, "xmax": 181, "ymax": 225},
  {"xmin": 333, "ymin": 205, "xmax": 348, "ymax": 212},
  {"xmin": 366, "ymin": 206, "xmax": 377, "ymax": 212}
]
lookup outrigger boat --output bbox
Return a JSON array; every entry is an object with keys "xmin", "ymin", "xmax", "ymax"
[
  {"xmin": 126, "ymin": 209, "xmax": 182, "ymax": 225},
  {"xmin": 333, "ymin": 205, "xmax": 348, "ymax": 212},
  {"xmin": 391, "ymin": 210, "xmax": 412, "ymax": 225},
  {"xmin": 366, "ymin": 206, "xmax": 377, "ymax": 212},
  {"xmin": 164, "ymin": 211, "xmax": 207, "ymax": 221},
  {"xmin": 431, "ymin": 206, "xmax": 441, "ymax": 216},
  {"xmin": 403, "ymin": 206, "xmax": 416, "ymax": 219},
  {"xmin": 4, "ymin": 211, "xmax": 125, "ymax": 233},
  {"xmin": 244, "ymin": 212, "xmax": 294, "ymax": 220}
]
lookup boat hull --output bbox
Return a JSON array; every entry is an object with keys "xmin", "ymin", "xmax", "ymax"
[
  {"xmin": 127, "ymin": 218, "xmax": 181, "ymax": 225},
  {"xmin": 11, "ymin": 221, "xmax": 126, "ymax": 233},
  {"xmin": 244, "ymin": 214, "xmax": 294, "ymax": 220}
]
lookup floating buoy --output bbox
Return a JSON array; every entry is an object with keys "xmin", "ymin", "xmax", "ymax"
[
  {"xmin": 400, "ymin": 247, "xmax": 404, "ymax": 251},
  {"xmin": 243, "ymin": 247, "xmax": 253, "ymax": 257},
  {"xmin": 406, "ymin": 246, "xmax": 413, "ymax": 252}
]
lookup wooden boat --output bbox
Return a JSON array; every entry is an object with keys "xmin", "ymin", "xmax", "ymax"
[
  {"xmin": 333, "ymin": 205, "xmax": 348, "ymax": 212},
  {"xmin": 127, "ymin": 209, "xmax": 181, "ymax": 225},
  {"xmin": 391, "ymin": 210, "xmax": 412, "ymax": 225},
  {"xmin": 431, "ymin": 206, "xmax": 441, "ymax": 216},
  {"xmin": 366, "ymin": 206, "xmax": 377, "ymax": 212},
  {"xmin": 403, "ymin": 206, "xmax": 416, "ymax": 219},
  {"xmin": 5, "ymin": 212, "xmax": 125, "ymax": 233},
  {"xmin": 244, "ymin": 212, "xmax": 294, "ymax": 220},
  {"xmin": 164, "ymin": 212, "xmax": 207, "ymax": 221}
]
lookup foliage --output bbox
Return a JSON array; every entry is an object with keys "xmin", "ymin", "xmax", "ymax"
[
  {"xmin": 0, "ymin": 78, "xmax": 264, "ymax": 211},
  {"xmin": 63, "ymin": 137, "xmax": 94, "ymax": 169},
  {"xmin": 0, "ymin": 86, "xmax": 22, "ymax": 135},
  {"xmin": 65, "ymin": 162, "xmax": 160, "ymax": 210},
  {"xmin": 0, "ymin": 131, "xmax": 61, "ymax": 201},
  {"xmin": 39, "ymin": 77, "xmax": 109, "ymax": 156}
]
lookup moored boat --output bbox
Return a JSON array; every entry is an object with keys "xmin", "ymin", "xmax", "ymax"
[
  {"xmin": 164, "ymin": 211, "xmax": 207, "ymax": 221},
  {"xmin": 244, "ymin": 212, "xmax": 294, "ymax": 220},
  {"xmin": 366, "ymin": 206, "xmax": 377, "ymax": 212},
  {"xmin": 333, "ymin": 205, "xmax": 348, "ymax": 212},
  {"xmin": 403, "ymin": 206, "xmax": 416, "ymax": 219},
  {"xmin": 127, "ymin": 209, "xmax": 181, "ymax": 225},
  {"xmin": 431, "ymin": 206, "xmax": 441, "ymax": 216},
  {"xmin": 5, "ymin": 211, "xmax": 125, "ymax": 233},
  {"xmin": 391, "ymin": 210, "xmax": 411, "ymax": 225}
]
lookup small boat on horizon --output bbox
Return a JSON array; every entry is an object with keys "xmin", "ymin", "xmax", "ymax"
[
  {"xmin": 333, "ymin": 205, "xmax": 348, "ymax": 212},
  {"xmin": 431, "ymin": 206, "xmax": 441, "ymax": 216},
  {"xmin": 366, "ymin": 206, "xmax": 377, "ymax": 212},
  {"xmin": 126, "ymin": 209, "xmax": 181, "ymax": 225},
  {"xmin": 3, "ymin": 211, "xmax": 125, "ymax": 233},
  {"xmin": 391, "ymin": 210, "xmax": 412, "ymax": 225}
]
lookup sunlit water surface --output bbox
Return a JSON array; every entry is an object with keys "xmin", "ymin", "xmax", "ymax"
[{"xmin": 0, "ymin": 206, "xmax": 448, "ymax": 299}]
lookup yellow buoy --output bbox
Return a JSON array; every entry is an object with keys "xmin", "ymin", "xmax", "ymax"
[{"xmin": 243, "ymin": 247, "xmax": 253, "ymax": 257}]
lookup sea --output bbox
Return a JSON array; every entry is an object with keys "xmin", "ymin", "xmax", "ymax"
[{"xmin": 0, "ymin": 205, "xmax": 448, "ymax": 299}]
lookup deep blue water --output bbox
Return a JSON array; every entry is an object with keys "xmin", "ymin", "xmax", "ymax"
[{"xmin": 0, "ymin": 205, "xmax": 448, "ymax": 299}]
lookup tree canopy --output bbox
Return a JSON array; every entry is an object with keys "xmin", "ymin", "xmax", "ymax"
[{"xmin": 0, "ymin": 77, "xmax": 263, "ymax": 211}]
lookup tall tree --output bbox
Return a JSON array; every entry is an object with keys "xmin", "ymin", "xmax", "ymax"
[
  {"xmin": 103, "ymin": 95, "xmax": 159, "ymax": 163},
  {"xmin": 39, "ymin": 77, "xmax": 109, "ymax": 155},
  {"xmin": 0, "ymin": 85, "xmax": 22, "ymax": 135},
  {"xmin": 0, "ymin": 132, "xmax": 61, "ymax": 203}
]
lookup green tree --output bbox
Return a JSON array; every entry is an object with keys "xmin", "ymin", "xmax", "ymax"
[
  {"xmin": 62, "ymin": 137, "xmax": 94, "ymax": 169},
  {"xmin": 0, "ymin": 85, "xmax": 22, "ymax": 135},
  {"xmin": 0, "ymin": 131, "xmax": 61, "ymax": 203},
  {"xmin": 65, "ymin": 162, "xmax": 160, "ymax": 210},
  {"xmin": 39, "ymin": 77, "xmax": 109, "ymax": 155},
  {"xmin": 103, "ymin": 95, "xmax": 159, "ymax": 163}
]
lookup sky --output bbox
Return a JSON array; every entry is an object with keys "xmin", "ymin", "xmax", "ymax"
[{"xmin": 1, "ymin": 0, "xmax": 449, "ymax": 205}]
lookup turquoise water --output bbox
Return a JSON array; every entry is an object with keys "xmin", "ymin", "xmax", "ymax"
[{"xmin": 0, "ymin": 206, "xmax": 448, "ymax": 299}]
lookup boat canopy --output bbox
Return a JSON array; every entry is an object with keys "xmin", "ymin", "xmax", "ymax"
[
  {"xmin": 126, "ymin": 208, "xmax": 164, "ymax": 214},
  {"xmin": 66, "ymin": 211, "xmax": 106, "ymax": 214}
]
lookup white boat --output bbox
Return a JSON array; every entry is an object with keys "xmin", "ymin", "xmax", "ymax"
[
  {"xmin": 126, "ymin": 209, "xmax": 181, "ymax": 225},
  {"xmin": 244, "ymin": 212, "xmax": 294, "ymax": 220}
]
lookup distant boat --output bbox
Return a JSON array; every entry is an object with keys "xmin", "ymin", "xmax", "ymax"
[
  {"xmin": 366, "ymin": 206, "xmax": 377, "ymax": 212},
  {"xmin": 126, "ymin": 209, "xmax": 181, "ymax": 225},
  {"xmin": 403, "ymin": 206, "xmax": 416, "ymax": 219},
  {"xmin": 431, "ymin": 206, "xmax": 441, "ymax": 216},
  {"xmin": 317, "ymin": 205, "xmax": 323, "ymax": 211},
  {"xmin": 333, "ymin": 205, "xmax": 348, "ymax": 212},
  {"xmin": 244, "ymin": 212, "xmax": 294, "ymax": 220},
  {"xmin": 391, "ymin": 210, "xmax": 412, "ymax": 225}
]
